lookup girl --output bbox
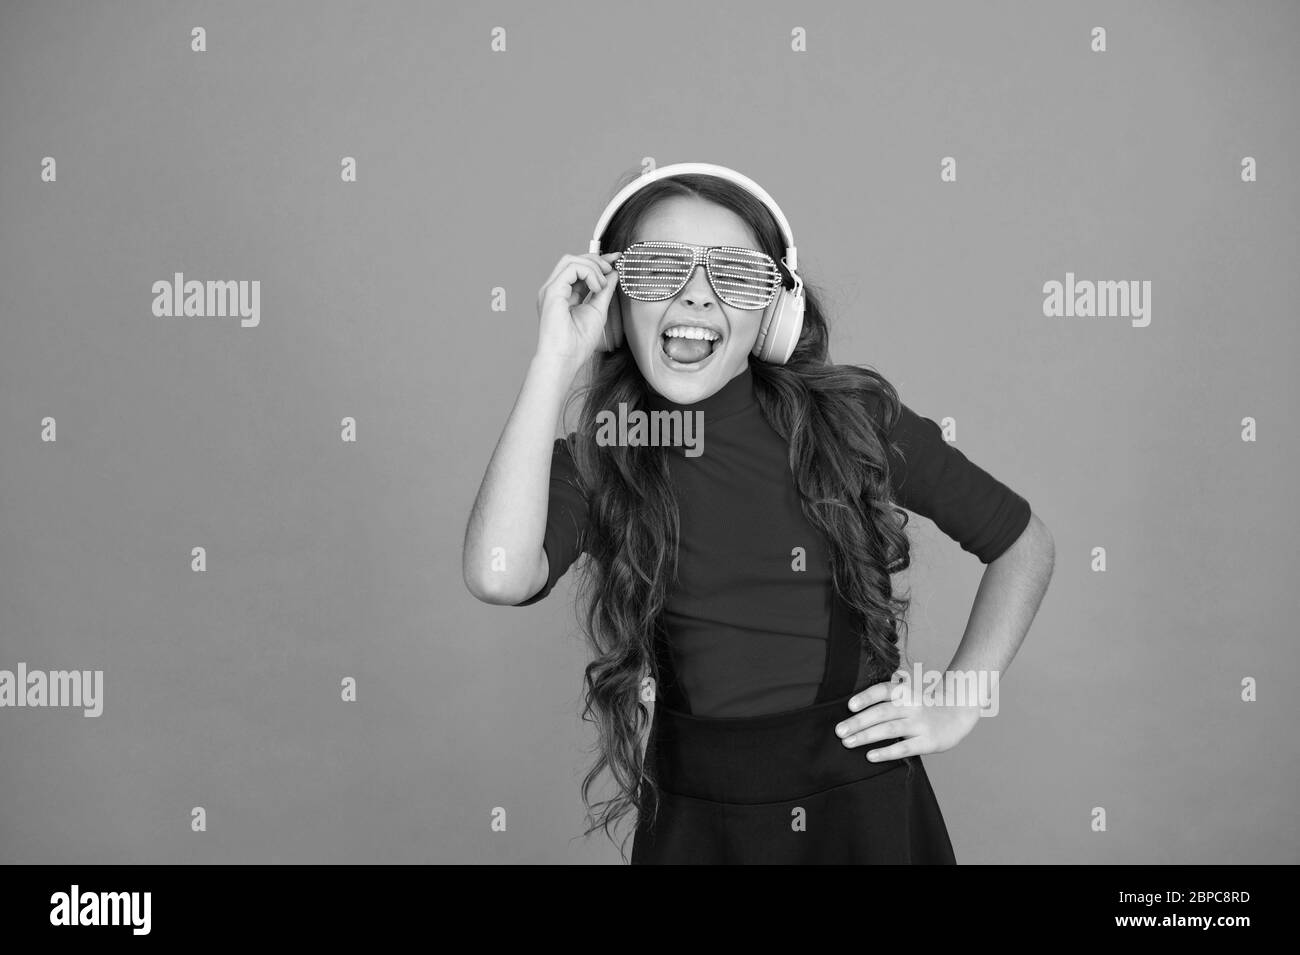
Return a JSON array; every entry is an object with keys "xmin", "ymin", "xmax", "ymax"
[{"xmin": 463, "ymin": 164, "xmax": 1053, "ymax": 864}]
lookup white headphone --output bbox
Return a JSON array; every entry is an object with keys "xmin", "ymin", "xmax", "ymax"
[{"xmin": 588, "ymin": 162, "xmax": 806, "ymax": 365}]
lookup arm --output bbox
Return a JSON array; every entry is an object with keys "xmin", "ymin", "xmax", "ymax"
[
  {"xmin": 839, "ymin": 512, "xmax": 1053, "ymax": 761},
  {"xmin": 882, "ymin": 400, "xmax": 1054, "ymax": 687},
  {"xmin": 836, "ymin": 397, "xmax": 1054, "ymax": 757},
  {"xmin": 946, "ymin": 510, "xmax": 1054, "ymax": 678},
  {"xmin": 462, "ymin": 352, "xmax": 582, "ymax": 605},
  {"xmin": 463, "ymin": 249, "xmax": 618, "ymax": 606}
]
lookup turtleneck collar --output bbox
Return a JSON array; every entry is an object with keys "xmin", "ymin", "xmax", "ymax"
[{"xmin": 645, "ymin": 363, "xmax": 757, "ymax": 422}]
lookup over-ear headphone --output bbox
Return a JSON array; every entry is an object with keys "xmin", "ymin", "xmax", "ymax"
[{"xmin": 589, "ymin": 162, "xmax": 806, "ymax": 365}]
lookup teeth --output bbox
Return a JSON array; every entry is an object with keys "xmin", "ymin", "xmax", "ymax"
[{"xmin": 663, "ymin": 326, "xmax": 721, "ymax": 341}]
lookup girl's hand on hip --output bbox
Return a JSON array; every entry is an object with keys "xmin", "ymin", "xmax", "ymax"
[{"xmin": 833, "ymin": 670, "xmax": 983, "ymax": 762}]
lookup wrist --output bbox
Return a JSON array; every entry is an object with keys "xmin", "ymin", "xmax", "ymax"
[{"xmin": 530, "ymin": 349, "xmax": 586, "ymax": 383}]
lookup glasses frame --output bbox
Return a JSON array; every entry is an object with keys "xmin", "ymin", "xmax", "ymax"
[{"xmin": 615, "ymin": 240, "xmax": 784, "ymax": 311}]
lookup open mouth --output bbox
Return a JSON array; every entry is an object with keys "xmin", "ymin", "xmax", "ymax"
[{"xmin": 660, "ymin": 325, "xmax": 721, "ymax": 365}]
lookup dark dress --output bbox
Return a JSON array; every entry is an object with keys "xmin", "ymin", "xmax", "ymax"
[{"xmin": 514, "ymin": 364, "xmax": 1032, "ymax": 864}]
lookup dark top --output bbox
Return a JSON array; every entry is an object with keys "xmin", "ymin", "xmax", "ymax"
[{"xmin": 513, "ymin": 365, "xmax": 1032, "ymax": 718}]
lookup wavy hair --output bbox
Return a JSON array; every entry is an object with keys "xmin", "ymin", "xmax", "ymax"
[{"xmin": 562, "ymin": 173, "xmax": 915, "ymax": 860}]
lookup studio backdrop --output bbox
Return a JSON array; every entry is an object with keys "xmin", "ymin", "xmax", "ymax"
[{"xmin": 1, "ymin": 0, "xmax": 1296, "ymax": 864}]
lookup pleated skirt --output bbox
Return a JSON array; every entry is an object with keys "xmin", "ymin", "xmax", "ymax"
[{"xmin": 630, "ymin": 691, "xmax": 957, "ymax": 865}]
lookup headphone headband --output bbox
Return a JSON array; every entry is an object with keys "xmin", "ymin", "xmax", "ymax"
[{"xmin": 588, "ymin": 162, "xmax": 798, "ymax": 272}]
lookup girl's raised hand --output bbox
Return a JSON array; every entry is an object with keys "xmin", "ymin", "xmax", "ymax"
[{"xmin": 535, "ymin": 251, "xmax": 621, "ymax": 366}]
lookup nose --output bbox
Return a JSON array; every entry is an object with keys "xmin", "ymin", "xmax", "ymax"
[{"xmin": 678, "ymin": 262, "xmax": 717, "ymax": 309}]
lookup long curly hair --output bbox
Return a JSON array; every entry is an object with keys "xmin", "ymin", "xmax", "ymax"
[{"xmin": 562, "ymin": 172, "xmax": 915, "ymax": 860}]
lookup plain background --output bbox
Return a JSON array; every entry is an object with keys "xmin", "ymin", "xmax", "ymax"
[{"xmin": 1, "ymin": 0, "xmax": 1297, "ymax": 864}]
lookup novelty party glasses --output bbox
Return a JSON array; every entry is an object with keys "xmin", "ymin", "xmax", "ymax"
[{"xmin": 615, "ymin": 240, "xmax": 784, "ymax": 310}]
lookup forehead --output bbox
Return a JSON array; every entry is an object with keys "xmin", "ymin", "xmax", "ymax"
[{"xmin": 631, "ymin": 195, "xmax": 759, "ymax": 249}]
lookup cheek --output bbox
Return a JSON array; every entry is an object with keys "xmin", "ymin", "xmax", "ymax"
[
  {"xmin": 623, "ymin": 303, "xmax": 665, "ymax": 367},
  {"xmin": 729, "ymin": 311, "xmax": 764, "ymax": 346},
  {"xmin": 628, "ymin": 301, "xmax": 659, "ymax": 330},
  {"xmin": 626, "ymin": 303, "xmax": 658, "ymax": 342}
]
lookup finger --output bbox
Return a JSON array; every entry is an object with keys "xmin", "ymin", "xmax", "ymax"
[
  {"xmin": 540, "ymin": 254, "xmax": 604, "ymax": 294},
  {"xmin": 834, "ymin": 699, "xmax": 905, "ymax": 739},
  {"xmin": 571, "ymin": 260, "xmax": 607, "ymax": 295},
  {"xmin": 841, "ymin": 717, "xmax": 911, "ymax": 749},
  {"xmin": 578, "ymin": 270, "xmax": 616, "ymax": 309},
  {"xmin": 538, "ymin": 253, "xmax": 621, "ymax": 310},
  {"xmin": 589, "ymin": 265, "xmax": 619, "ymax": 306},
  {"xmin": 542, "ymin": 260, "xmax": 604, "ymax": 305},
  {"xmin": 846, "ymin": 679, "xmax": 897, "ymax": 714},
  {"xmin": 583, "ymin": 252, "xmax": 616, "ymax": 275},
  {"xmin": 541, "ymin": 254, "xmax": 581, "ymax": 289},
  {"xmin": 866, "ymin": 736, "xmax": 925, "ymax": 762}
]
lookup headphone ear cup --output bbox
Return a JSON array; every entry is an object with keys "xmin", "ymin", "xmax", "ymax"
[{"xmin": 752, "ymin": 290, "xmax": 804, "ymax": 364}]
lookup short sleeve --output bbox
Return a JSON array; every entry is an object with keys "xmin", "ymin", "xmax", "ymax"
[
  {"xmin": 880, "ymin": 400, "xmax": 1032, "ymax": 564},
  {"xmin": 512, "ymin": 435, "xmax": 591, "ymax": 606}
]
